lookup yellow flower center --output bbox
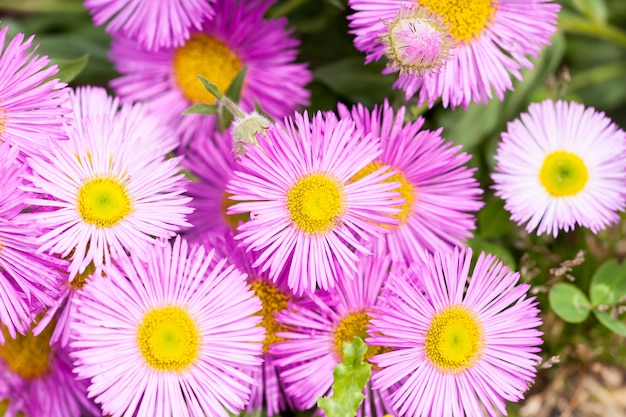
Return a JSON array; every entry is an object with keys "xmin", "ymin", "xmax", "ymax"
[
  {"xmin": 425, "ymin": 305, "xmax": 484, "ymax": 372},
  {"xmin": 221, "ymin": 191, "xmax": 250, "ymax": 231},
  {"xmin": 418, "ymin": 0, "xmax": 496, "ymax": 42},
  {"xmin": 287, "ymin": 174, "xmax": 345, "ymax": 234},
  {"xmin": 77, "ymin": 177, "xmax": 132, "ymax": 228},
  {"xmin": 69, "ymin": 261, "xmax": 96, "ymax": 290},
  {"xmin": 539, "ymin": 151, "xmax": 588, "ymax": 197},
  {"xmin": 137, "ymin": 306, "xmax": 200, "ymax": 371},
  {"xmin": 0, "ymin": 322, "xmax": 54, "ymax": 380},
  {"xmin": 173, "ymin": 34, "xmax": 242, "ymax": 104},
  {"xmin": 250, "ymin": 279, "xmax": 290, "ymax": 354},
  {"xmin": 333, "ymin": 311, "xmax": 382, "ymax": 361},
  {"xmin": 351, "ymin": 162, "xmax": 415, "ymax": 226}
]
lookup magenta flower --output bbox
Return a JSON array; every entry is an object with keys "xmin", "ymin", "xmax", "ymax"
[
  {"xmin": 110, "ymin": 0, "xmax": 311, "ymax": 146},
  {"xmin": 0, "ymin": 142, "xmax": 64, "ymax": 343},
  {"xmin": 227, "ymin": 111, "xmax": 402, "ymax": 295},
  {"xmin": 492, "ymin": 99, "xmax": 626, "ymax": 237},
  {"xmin": 70, "ymin": 236, "xmax": 265, "ymax": 417},
  {"xmin": 24, "ymin": 113, "xmax": 192, "ymax": 279},
  {"xmin": 0, "ymin": 25, "xmax": 69, "ymax": 158},
  {"xmin": 369, "ymin": 248, "xmax": 543, "ymax": 417},
  {"xmin": 348, "ymin": 0, "xmax": 560, "ymax": 108},
  {"xmin": 339, "ymin": 101, "xmax": 483, "ymax": 263},
  {"xmin": 68, "ymin": 85, "xmax": 179, "ymax": 154},
  {"xmin": 271, "ymin": 253, "xmax": 400, "ymax": 414},
  {"xmin": 0, "ymin": 321, "xmax": 100, "ymax": 417},
  {"xmin": 184, "ymin": 128, "xmax": 248, "ymax": 241},
  {"xmin": 84, "ymin": 0, "xmax": 215, "ymax": 51}
]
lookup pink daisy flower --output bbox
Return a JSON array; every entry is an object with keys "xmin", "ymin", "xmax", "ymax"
[
  {"xmin": 68, "ymin": 85, "xmax": 179, "ymax": 154},
  {"xmin": 204, "ymin": 231, "xmax": 295, "ymax": 416},
  {"xmin": 84, "ymin": 0, "xmax": 215, "ymax": 51},
  {"xmin": 227, "ymin": 111, "xmax": 402, "ymax": 295},
  {"xmin": 0, "ymin": 25, "xmax": 69, "ymax": 158},
  {"xmin": 369, "ymin": 248, "xmax": 543, "ymax": 417},
  {"xmin": 70, "ymin": 236, "xmax": 265, "ymax": 417},
  {"xmin": 347, "ymin": 0, "xmax": 561, "ymax": 108},
  {"xmin": 110, "ymin": 0, "xmax": 311, "ymax": 146},
  {"xmin": 0, "ymin": 142, "xmax": 65, "ymax": 343},
  {"xmin": 0, "ymin": 321, "xmax": 100, "ymax": 417},
  {"xmin": 339, "ymin": 101, "xmax": 483, "ymax": 263},
  {"xmin": 272, "ymin": 254, "xmax": 400, "ymax": 415},
  {"xmin": 184, "ymin": 128, "xmax": 248, "ymax": 241},
  {"xmin": 23, "ymin": 114, "xmax": 192, "ymax": 279},
  {"xmin": 492, "ymin": 99, "xmax": 626, "ymax": 237}
]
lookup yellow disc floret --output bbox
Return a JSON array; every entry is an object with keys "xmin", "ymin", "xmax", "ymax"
[
  {"xmin": 0, "ymin": 322, "xmax": 54, "ymax": 380},
  {"xmin": 333, "ymin": 311, "xmax": 382, "ymax": 361},
  {"xmin": 539, "ymin": 151, "xmax": 588, "ymax": 197},
  {"xmin": 287, "ymin": 173, "xmax": 345, "ymax": 234},
  {"xmin": 418, "ymin": 0, "xmax": 496, "ymax": 42},
  {"xmin": 250, "ymin": 279, "xmax": 290, "ymax": 354},
  {"xmin": 425, "ymin": 305, "xmax": 484, "ymax": 372},
  {"xmin": 77, "ymin": 177, "xmax": 132, "ymax": 228},
  {"xmin": 351, "ymin": 162, "xmax": 415, "ymax": 226},
  {"xmin": 137, "ymin": 306, "xmax": 200, "ymax": 371},
  {"xmin": 173, "ymin": 34, "xmax": 242, "ymax": 104}
]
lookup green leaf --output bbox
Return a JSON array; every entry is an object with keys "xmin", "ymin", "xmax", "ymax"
[
  {"xmin": 477, "ymin": 196, "xmax": 514, "ymax": 239},
  {"xmin": 196, "ymin": 76, "xmax": 224, "ymax": 100},
  {"xmin": 589, "ymin": 259, "xmax": 626, "ymax": 307},
  {"xmin": 0, "ymin": 0, "xmax": 85, "ymax": 13},
  {"xmin": 549, "ymin": 283, "xmax": 592, "ymax": 323},
  {"xmin": 594, "ymin": 310, "xmax": 626, "ymax": 336},
  {"xmin": 182, "ymin": 103, "xmax": 218, "ymax": 116},
  {"xmin": 49, "ymin": 54, "xmax": 88, "ymax": 83},
  {"xmin": 317, "ymin": 336, "xmax": 372, "ymax": 417},
  {"xmin": 225, "ymin": 65, "xmax": 248, "ymax": 102},
  {"xmin": 467, "ymin": 237, "xmax": 516, "ymax": 270}
]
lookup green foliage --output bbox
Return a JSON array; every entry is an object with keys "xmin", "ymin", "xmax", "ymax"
[
  {"xmin": 50, "ymin": 53, "xmax": 88, "ymax": 83},
  {"xmin": 317, "ymin": 336, "xmax": 372, "ymax": 417},
  {"xmin": 589, "ymin": 259, "xmax": 626, "ymax": 307},
  {"xmin": 549, "ymin": 282, "xmax": 592, "ymax": 323}
]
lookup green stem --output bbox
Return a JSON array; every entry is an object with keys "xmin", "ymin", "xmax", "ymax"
[
  {"xmin": 267, "ymin": 0, "xmax": 308, "ymax": 17},
  {"xmin": 559, "ymin": 12, "xmax": 626, "ymax": 50},
  {"xmin": 568, "ymin": 61, "xmax": 626, "ymax": 91}
]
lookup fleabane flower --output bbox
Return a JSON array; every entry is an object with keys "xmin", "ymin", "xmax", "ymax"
[
  {"xmin": 369, "ymin": 248, "xmax": 543, "ymax": 417},
  {"xmin": 0, "ymin": 321, "xmax": 100, "ymax": 417},
  {"xmin": 110, "ymin": 0, "xmax": 311, "ymax": 146},
  {"xmin": 70, "ymin": 236, "xmax": 265, "ymax": 417},
  {"xmin": 0, "ymin": 24, "xmax": 69, "ymax": 158},
  {"xmin": 68, "ymin": 85, "xmax": 179, "ymax": 153},
  {"xmin": 184, "ymin": 128, "xmax": 249, "ymax": 241},
  {"xmin": 24, "ymin": 115, "xmax": 192, "ymax": 279},
  {"xmin": 339, "ymin": 101, "xmax": 483, "ymax": 263},
  {"xmin": 272, "ymin": 254, "xmax": 400, "ymax": 415},
  {"xmin": 380, "ymin": 5, "xmax": 454, "ymax": 77},
  {"xmin": 84, "ymin": 0, "xmax": 215, "ymax": 51},
  {"xmin": 492, "ymin": 99, "xmax": 626, "ymax": 237},
  {"xmin": 0, "ymin": 142, "xmax": 65, "ymax": 343},
  {"xmin": 348, "ymin": 0, "xmax": 561, "ymax": 108},
  {"xmin": 227, "ymin": 111, "xmax": 402, "ymax": 295}
]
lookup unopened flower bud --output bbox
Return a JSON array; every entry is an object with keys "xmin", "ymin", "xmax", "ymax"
[{"xmin": 231, "ymin": 110, "xmax": 271, "ymax": 155}]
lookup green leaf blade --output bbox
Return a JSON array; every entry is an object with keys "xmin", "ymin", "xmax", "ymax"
[
  {"xmin": 549, "ymin": 282, "xmax": 592, "ymax": 323},
  {"xmin": 589, "ymin": 259, "xmax": 626, "ymax": 307},
  {"xmin": 594, "ymin": 310, "xmax": 626, "ymax": 336},
  {"xmin": 317, "ymin": 336, "xmax": 372, "ymax": 417},
  {"xmin": 50, "ymin": 53, "xmax": 89, "ymax": 83}
]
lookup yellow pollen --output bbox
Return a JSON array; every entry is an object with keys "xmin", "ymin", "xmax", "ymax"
[
  {"xmin": 173, "ymin": 34, "xmax": 242, "ymax": 105},
  {"xmin": 333, "ymin": 311, "xmax": 382, "ymax": 362},
  {"xmin": 539, "ymin": 151, "xmax": 588, "ymax": 197},
  {"xmin": 137, "ymin": 306, "xmax": 200, "ymax": 371},
  {"xmin": 425, "ymin": 305, "xmax": 484, "ymax": 372},
  {"xmin": 69, "ymin": 261, "xmax": 96, "ymax": 290},
  {"xmin": 351, "ymin": 162, "xmax": 415, "ymax": 226},
  {"xmin": 418, "ymin": 0, "xmax": 496, "ymax": 42},
  {"xmin": 221, "ymin": 192, "xmax": 250, "ymax": 230},
  {"xmin": 250, "ymin": 279, "xmax": 290, "ymax": 354},
  {"xmin": 287, "ymin": 174, "xmax": 345, "ymax": 234},
  {"xmin": 0, "ymin": 322, "xmax": 54, "ymax": 380},
  {"xmin": 77, "ymin": 177, "xmax": 132, "ymax": 228}
]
